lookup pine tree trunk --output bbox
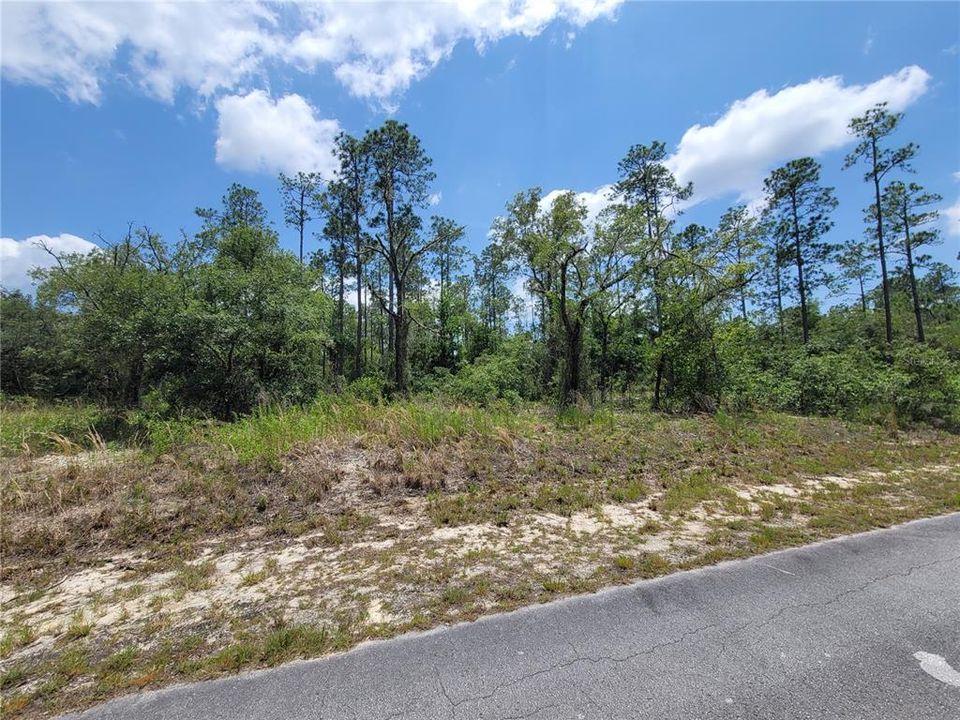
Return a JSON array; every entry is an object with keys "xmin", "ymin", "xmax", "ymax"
[
  {"xmin": 775, "ymin": 262, "xmax": 785, "ymax": 344},
  {"xmin": 393, "ymin": 287, "xmax": 408, "ymax": 394},
  {"xmin": 600, "ymin": 319, "xmax": 610, "ymax": 402},
  {"xmin": 790, "ymin": 193, "xmax": 810, "ymax": 344},
  {"xmin": 903, "ymin": 219, "xmax": 924, "ymax": 343},
  {"xmin": 653, "ymin": 357, "xmax": 665, "ymax": 411},
  {"xmin": 336, "ymin": 261, "xmax": 345, "ymax": 376},
  {"xmin": 354, "ymin": 240, "xmax": 364, "ymax": 379},
  {"xmin": 387, "ymin": 271, "xmax": 395, "ymax": 364},
  {"xmin": 872, "ymin": 140, "xmax": 893, "ymax": 344},
  {"xmin": 737, "ymin": 237, "xmax": 747, "ymax": 320},
  {"xmin": 559, "ymin": 322, "xmax": 582, "ymax": 407},
  {"xmin": 298, "ymin": 188, "xmax": 306, "ymax": 266}
]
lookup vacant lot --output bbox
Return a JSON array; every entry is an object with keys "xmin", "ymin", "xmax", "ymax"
[{"xmin": 2, "ymin": 400, "xmax": 959, "ymax": 718}]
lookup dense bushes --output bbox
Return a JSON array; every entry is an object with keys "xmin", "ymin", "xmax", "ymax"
[
  {"xmin": 888, "ymin": 345, "xmax": 960, "ymax": 427},
  {"xmin": 347, "ymin": 376, "xmax": 388, "ymax": 405},
  {"xmin": 715, "ymin": 324, "xmax": 960, "ymax": 427},
  {"xmin": 442, "ymin": 337, "xmax": 539, "ymax": 406},
  {"xmin": 3, "ymin": 195, "xmax": 332, "ymax": 419},
  {"xmin": 788, "ymin": 350, "xmax": 883, "ymax": 418}
]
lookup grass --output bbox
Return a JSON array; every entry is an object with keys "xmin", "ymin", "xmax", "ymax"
[
  {"xmin": 0, "ymin": 401, "xmax": 132, "ymax": 456},
  {"xmin": 1, "ymin": 665, "xmax": 28, "ymax": 692},
  {"xmin": 0, "ymin": 398, "xmax": 958, "ymax": 719},
  {"xmin": 3, "ymin": 400, "xmax": 957, "ymax": 581},
  {"xmin": 0, "ymin": 621, "xmax": 37, "ymax": 660},
  {"xmin": 211, "ymin": 622, "xmax": 354, "ymax": 672},
  {"xmin": 63, "ymin": 611, "xmax": 94, "ymax": 641},
  {"xmin": 660, "ymin": 469, "xmax": 724, "ymax": 513},
  {"xmin": 170, "ymin": 560, "xmax": 216, "ymax": 592},
  {"xmin": 99, "ymin": 648, "xmax": 139, "ymax": 674},
  {"xmin": 0, "ymin": 396, "xmax": 529, "ymax": 460},
  {"xmin": 187, "ymin": 397, "xmax": 531, "ymax": 464}
]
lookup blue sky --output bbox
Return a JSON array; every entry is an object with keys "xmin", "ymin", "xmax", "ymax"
[{"xmin": 2, "ymin": 1, "xmax": 958, "ymax": 299}]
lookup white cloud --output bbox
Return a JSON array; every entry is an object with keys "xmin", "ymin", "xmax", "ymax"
[
  {"xmin": 2, "ymin": 2, "xmax": 623, "ymax": 174},
  {"xmin": 428, "ymin": 192, "xmax": 443, "ymax": 207},
  {"xmin": 0, "ymin": 2, "xmax": 276, "ymax": 104},
  {"xmin": 537, "ymin": 67, "xmax": 931, "ymax": 223},
  {"xmin": 215, "ymin": 91, "xmax": 341, "ymax": 176},
  {"xmin": 665, "ymin": 65, "xmax": 931, "ymax": 208},
  {"xmin": 0, "ymin": 234, "xmax": 98, "ymax": 295},
  {"xmin": 945, "ymin": 199, "xmax": 960, "ymax": 238},
  {"xmin": 287, "ymin": 1, "xmax": 621, "ymax": 100},
  {"xmin": 540, "ymin": 184, "xmax": 615, "ymax": 228},
  {"xmin": 1, "ymin": 1, "xmax": 622, "ymax": 105}
]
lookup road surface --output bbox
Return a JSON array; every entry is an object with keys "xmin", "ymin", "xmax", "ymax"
[{"xmin": 64, "ymin": 513, "xmax": 960, "ymax": 719}]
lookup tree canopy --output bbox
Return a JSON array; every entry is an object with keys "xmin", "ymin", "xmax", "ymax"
[{"xmin": 4, "ymin": 114, "xmax": 958, "ymax": 427}]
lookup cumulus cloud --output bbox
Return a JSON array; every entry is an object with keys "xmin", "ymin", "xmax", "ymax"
[
  {"xmin": 2, "ymin": 2, "xmax": 622, "ymax": 171},
  {"xmin": 534, "ymin": 67, "xmax": 931, "ymax": 223},
  {"xmin": 215, "ymin": 91, "xmax": 341, "ymax": 176},
  {"xmin": 945, "ymin": 199, "xmax": 960, "ymax": 238},
  {"xmin": 0, "ymin": 234, "xmax": 98, "ymax": 294},
  {"xmin": 1, "ymin": 1, "xmax": 622, "ymax": 105},
  {"xmin": 540, "ymin": 184, "xmax": 615, "ymax": 228},
  {"xmin": 428, "ymin": 192, "xmax": 443, "ymax": 207},
  {"xmin": 287, "ymin": 1, "xmax": 621, "ymax": 99},
  {"xmin": 0, "ymin": 2, "xmax": 276, "ymax": 104},
  {"xmin": 665, "ymin": 65, "xmax": 931, "ymax": 207}
]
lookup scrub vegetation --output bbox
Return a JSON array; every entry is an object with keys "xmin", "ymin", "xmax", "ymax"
[{"xmin": 1, "ymin": 105, "xmax": 959, "ymax": 718}]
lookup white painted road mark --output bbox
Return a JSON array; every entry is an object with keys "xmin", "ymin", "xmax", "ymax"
[{"xmin": 914, "ymin": 651, "xmax": 960, "ymax": 688}]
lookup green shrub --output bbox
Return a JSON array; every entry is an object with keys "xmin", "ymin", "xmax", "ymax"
[
  {"xmin": 887, "ymin": 345, "xmax": 960, "ymax": 427},
  {"xmin": 717, "ymin": 337, "xmax": 960, "ymax": 429},
  {"xmin": 788, "ymin": 349, "xmax": 883, "ymax": 418},
  {"xmin": 348, "ymin": 376, "xmax": 387, "ymax": 405},
  {"xmin": 444, "ymin": 338, "xmax": 537, "ymax": 406},
  {"xmin": 448, "ymin": 362, "xmax": 521, "ymax": 406}
]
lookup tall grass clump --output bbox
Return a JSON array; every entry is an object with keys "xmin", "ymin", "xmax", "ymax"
[
  {"xmin": 176, "ymin": 396, "xmax": 531, "ymax": 464},
  {"xmin": 0, "ymin": 401, "xmax": 129, "ymax": 455}
]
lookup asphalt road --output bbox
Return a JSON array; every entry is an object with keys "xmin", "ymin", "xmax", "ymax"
[{"xmin": 64, "ymin": 513, "xmax": 960, "ymax": 719}]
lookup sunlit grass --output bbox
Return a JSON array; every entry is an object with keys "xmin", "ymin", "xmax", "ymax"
[
  {"xmin": 189, "ymin": 397, "xmax": 534, "ymax": 463},
  {"xmin": 0, "ymin": 402, "xmax": 118, "ymax": 455}
]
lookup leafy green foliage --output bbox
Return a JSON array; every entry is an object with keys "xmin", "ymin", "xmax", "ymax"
[
  {"xmin": 21, "ymin": 191, "xmax": 332, "ymax": 420},
  {"xmin": 714, "ymin": 321, "xmax": 960, "ymax": 427},
  {"xmin": 443, "ymin": 337, "xmax": 538, "ymax": 406},
  {"xmin": 2, "ymin": 117, "xmax": 958, "ymax": 433},
  {"xmin": 888, "ymin": 345, "xmax": 960, "ymax": 427}
]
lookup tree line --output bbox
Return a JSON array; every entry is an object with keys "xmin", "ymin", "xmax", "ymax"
[{"xmin": 2, "ymin": 106, "xmax": 958, "ymax": 426}]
